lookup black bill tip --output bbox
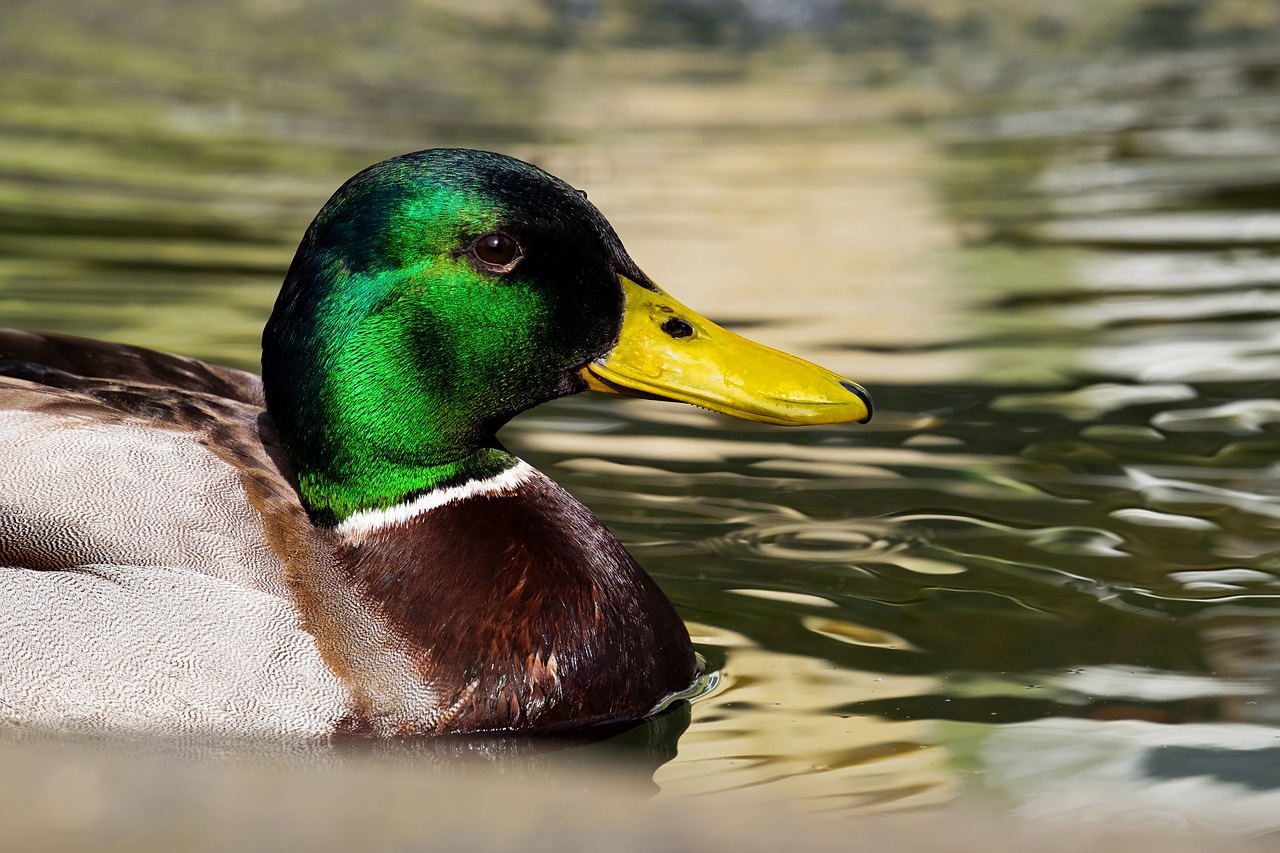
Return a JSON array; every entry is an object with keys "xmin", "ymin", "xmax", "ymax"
[{"xmin": 839, "ymin": 380, "xmax": 874, "ymax": 423}]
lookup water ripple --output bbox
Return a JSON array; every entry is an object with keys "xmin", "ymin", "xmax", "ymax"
[
  {"xmin": 1038, "ymin": 212, "xmax": 1280, "ymax": 246},
  {"xmin": 1079, "ymin": 250, "xmax": 1280, "ymax": 292},
  {"xmin": 802, "ymin": 616, "xmax": 919, "ymax": 651},
  {"xmin": 1152, "ymin": 400, "xmax": 1280, "ymax": 435},
  {"xmin": 992, "ymin": 382, "xmax": 1196, "ymax": 420},
  {"xmin": 1127, "ymin": 468, "xmax": 1280, "ymax": 520},
  {"xmin": 1110, "ymin": 508, "xmax": 1220, "ymax": 531},
  {"xmin": 713, "ymin": 521, "xmax": 909, "ymax": 564}
]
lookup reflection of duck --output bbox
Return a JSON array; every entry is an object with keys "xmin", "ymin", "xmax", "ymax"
[{"xmin": 0, "ymin": 149, "xmax": 871, "ymax": 738}]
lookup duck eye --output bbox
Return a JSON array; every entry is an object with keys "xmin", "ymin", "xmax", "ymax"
[{"xmin": 470, "ymin": 232, "xmax": 522, "ymax": 272}]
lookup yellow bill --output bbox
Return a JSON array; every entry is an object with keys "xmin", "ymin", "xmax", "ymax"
[{"xmin": 581, "ymin": 277, "xmax": 872, "ymax": 425}]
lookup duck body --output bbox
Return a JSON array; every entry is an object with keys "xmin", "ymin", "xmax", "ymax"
[
  {"xmin": 0, "ymin": 150, "xmax": 870, "ymax": 739},
  {"xmin": 0, "ymin": 334, "xmax": 689, "ymax": 737}
]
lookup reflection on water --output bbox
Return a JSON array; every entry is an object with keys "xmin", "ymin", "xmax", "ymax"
[
  {"xmin": 5, "ymin": 7, "xmax": 1280, "ymax": 836},
  {"xmin": 930, "ymin": 45, "xmax": 1280, "ymax": 832}
]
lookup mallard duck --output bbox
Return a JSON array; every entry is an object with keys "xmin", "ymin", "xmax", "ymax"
[{"xmin": 0, "ymin": 149, "xmax": 871, "ymax": 739}]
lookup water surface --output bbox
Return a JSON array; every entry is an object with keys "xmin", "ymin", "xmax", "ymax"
[{"xmin": 5, "ymin": 24, "xmax": 1280, "ymax": 834}]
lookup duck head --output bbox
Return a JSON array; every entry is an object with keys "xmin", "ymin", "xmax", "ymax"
[{"xmin": 263, "ymin": 149, "xmax": 871, "ymax": 524}]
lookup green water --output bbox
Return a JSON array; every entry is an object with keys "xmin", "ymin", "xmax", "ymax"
[{"xmin": 5, "ymin": 1, "xmax": 1280, "ymax": 833}]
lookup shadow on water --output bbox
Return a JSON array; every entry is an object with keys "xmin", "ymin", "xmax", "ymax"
[{"xmin": 330, "ymin": 701, "xmax": 692, "ymax": 794}]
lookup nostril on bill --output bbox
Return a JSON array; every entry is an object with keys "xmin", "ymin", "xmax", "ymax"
[
  {"xmin": 661, "ymin": 318, "xmax": 694, "ymax": 339},
  {"xmin": 839, "ymin": 379, "xmax": 874, "ymax": 423}
]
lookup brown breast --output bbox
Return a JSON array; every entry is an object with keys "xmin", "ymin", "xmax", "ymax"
[{"xmin": 336, "ymin": 469, "xmax": 697, "ymax": 734}]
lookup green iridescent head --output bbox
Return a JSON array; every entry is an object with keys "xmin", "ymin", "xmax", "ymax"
[
  {"xmin": 263, "ymin": 148, "xmax": 872, "ymax": 525},
  {"xmin": 263, "ymin": 149, "xmax": 643, "ymax": 523}
]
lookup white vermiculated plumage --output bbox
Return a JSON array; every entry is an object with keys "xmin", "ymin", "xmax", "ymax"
[
  {"xmin": 0, "ymin": 409, "xmax": 289, "ymax": 598},
  {"xmin": 0, "ymin": 563, "xmax": 346, "ymax": 737},
  {"xmin": 0, "ymin": 407, "xmax": 348, "ymax": 738}
]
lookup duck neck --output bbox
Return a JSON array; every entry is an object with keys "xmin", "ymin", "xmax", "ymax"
[
  {"xmin": 300, "ymin": 439, "xmax": 520, "ymax": 528},
  {"xmin": 332, "ymin": 454, "xmax": 535, "ymax": 543},
  {"xmin": 264, "ymin": 297, "xmax": 521, "ymax": 526}
]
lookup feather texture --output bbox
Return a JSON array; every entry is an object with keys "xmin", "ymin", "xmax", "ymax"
[{"xmin": 0, "ymin": 331, "xmax": 693, "ymax": 738}]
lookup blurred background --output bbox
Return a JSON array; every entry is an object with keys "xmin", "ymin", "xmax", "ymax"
[{"xmin": 5, "ymin": 0, "xmax": 1280, "ymax": 844}]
